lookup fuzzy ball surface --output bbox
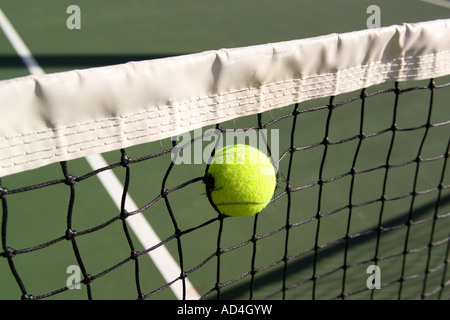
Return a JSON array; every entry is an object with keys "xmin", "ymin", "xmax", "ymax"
[{"xmin": 205, "ymin": 144, "xmax": 276, "ymax": 217}]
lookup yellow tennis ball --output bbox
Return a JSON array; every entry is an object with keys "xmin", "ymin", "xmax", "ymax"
[{"xmin": 204, "ymin": 144, "xmax": 276, "ymax": 217}]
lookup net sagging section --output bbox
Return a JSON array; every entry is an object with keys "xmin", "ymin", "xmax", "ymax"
[{"xmin": 1, "ymin": 19, "xmax": 450, "ymax": 300}]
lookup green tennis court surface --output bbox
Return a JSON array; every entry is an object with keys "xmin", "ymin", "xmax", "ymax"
[{"xmin": 0, "ymin": 0, "xmax": 449, "ymax": 300}]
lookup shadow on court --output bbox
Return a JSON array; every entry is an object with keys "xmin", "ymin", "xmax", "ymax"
[
  {"xmin": 217, "ymin": 194, "xmax": 450, "ymax": 300},
  {"xmin": 0, "ymin": 54, "xmax": 186, "ymax": 69}
]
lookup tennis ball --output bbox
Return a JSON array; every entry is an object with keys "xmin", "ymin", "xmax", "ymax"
[{"xmin": 204, "ymin": 144, "xmax": 276, "ymax": 217}]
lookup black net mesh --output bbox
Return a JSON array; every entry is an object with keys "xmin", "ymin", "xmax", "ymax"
[{"xmin": 1, "ymin": 78, "xmax": 449, "ymax": 300}]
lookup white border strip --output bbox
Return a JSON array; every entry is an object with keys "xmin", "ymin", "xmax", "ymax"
[{"xmin": 0, "ymin": 8, "xmax": 199, "ymax": 300}]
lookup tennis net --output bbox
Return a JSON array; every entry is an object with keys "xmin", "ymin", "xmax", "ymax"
[{"xmin": 1, "ymin": 19, "xmax": 449, "ymax": 300}]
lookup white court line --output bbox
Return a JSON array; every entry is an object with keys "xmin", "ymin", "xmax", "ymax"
[
  {"xmin": 421, "ymin": 0, "xmax": 450, "ymax": 9},
  {"xmin": 0, "ymin": 8, "xmax": 199, "ymax": 300},
  {"xmin": 0, "ymin": 8, "xmax": 44, "ymax": 76},
  {"xmin": 85, "ymin": 155, "xmax": 200, "ymax": 300}
]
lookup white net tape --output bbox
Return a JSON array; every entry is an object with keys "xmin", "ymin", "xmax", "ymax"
[{"xmin": 1, "ymin": 19, "xmax": 449, "ymax": 177}]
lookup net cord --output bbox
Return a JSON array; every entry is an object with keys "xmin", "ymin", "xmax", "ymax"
[{"xmin": 1, "ymin": 19, "xmax": 449, "ymax": 177}]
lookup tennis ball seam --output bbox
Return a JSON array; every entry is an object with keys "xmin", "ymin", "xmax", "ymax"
[{"xmin": 214, "ymin": 201, "xmax": 269, "ymax": 205}]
